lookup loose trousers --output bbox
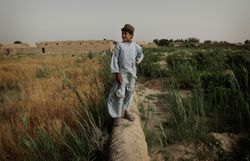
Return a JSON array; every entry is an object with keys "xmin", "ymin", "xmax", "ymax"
[{"xmin": 107, "ymin": 73, "xmax": 135, "ymax": 118}]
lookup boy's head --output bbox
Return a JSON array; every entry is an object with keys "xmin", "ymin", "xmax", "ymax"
[{"xmin": 121, "ymin": 24, "xmax": 134, "ymax": 42}]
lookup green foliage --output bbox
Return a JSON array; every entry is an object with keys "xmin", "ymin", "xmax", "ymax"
[
  {"xmin": 245, "ymin": 40, "xmax": 250, "ymax": 45},
  {"xmin": 187, "ymin": 37, "xmax": 199, "ymax": 43},
  {"xmin": 158, "ymin": 39, "xmax": 171, "ymax": 46},
  {"xmin": 153, "ymin": 39, "xmax": 159, "ymax": 46},
  {"xmin": 191, "ymin": 50, "xmax": 227, "ymax": 72},
  {"xmin": 36, "ymin": 65, "xmax": 50, "ymax": 79},
  {"xmin": 21, "ymin": 127, "xmax": 62, "ymax": 161},
  {"xmin": 204, "ymin": 40, "xmax": 212, "ymax": 44},
  {"xmin": 166, "ymin": 54, "xmax": 189, "ymax": 68},
  {"xmin": 138, "ymin": 102, "xmax": 168, "ymax": 152},
  {"xmin": 166, "ymin": 88, "xmax": 208, "ymax": 142},
  {"xmin": 138, "ymin": 48, "xmax": 166, "ymax": 79},
  {"xmin": 14, "ymin": 41, "xmax": 23, "ymax": 44},
  {"xmin": 163, "ymin": 48, "xmax": 250, "ymax": 141},
  {"xmin": 169, "ymin": 61, "xmax": 200, "ymax": 89},
  {"xmin": 166, "ymin": 54, "xmax": 200, "ymax": 89},
  {"xmin": 88, "ymin": 52, "xmax": 94, "ymax": 59},
  {"xmin": 226, "ymin": 52, "xmax": 250, "ymax": 93},
  {"xmin": 98, "ymin": 52, "xmax": 112, "ymax": 94},
  {"xmin": 202, "ymin": 70, "xmax": 250, "ymax": 132}
]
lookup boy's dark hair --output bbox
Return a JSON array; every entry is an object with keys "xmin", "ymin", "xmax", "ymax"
[{"xmin": 121, "ymin": 24, "xmax": 135, "ymax": 36}]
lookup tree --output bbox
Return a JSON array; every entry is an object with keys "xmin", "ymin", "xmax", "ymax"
[
  {"xmin": 245, "ymin": 40, "xmax": 250, "ymax": 45},
  {"xmin": 159, "ymin": 39, "xmax": 170, "ymax": 46},
  {"xmin": 174, "ymin": 39, "xmax": 184, "ymax": 42},
  {"xmin": 14, "ymin": 41, "xmax": 23, "ymax": 44},
  {"xmin": 204, "ymin": 40, "xmax": 212, "ymax": 44},
  {"xmin": 153, "ymin": 39, "xmax": 159, "ymax": 46},
  {"xmin": 187, "ymin": 37, "xmax": 199, "ymax": 43}
]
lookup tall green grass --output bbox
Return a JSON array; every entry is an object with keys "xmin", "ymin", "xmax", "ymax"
[
  {"xmin": 166, "ymin": 86, "xmax": 208, "ymax": 141},
  {"xmin": 138, "ymin": 102, "xmax": 168, "ymax": 153},
  {"xmin": 165, "ymin": 49, "xmax": 250, "ymax": 142}
]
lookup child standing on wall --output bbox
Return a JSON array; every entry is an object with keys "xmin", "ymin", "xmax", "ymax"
[{"xmin": 107, "ymin": 24, "xmax": 144, "ymax": 122}]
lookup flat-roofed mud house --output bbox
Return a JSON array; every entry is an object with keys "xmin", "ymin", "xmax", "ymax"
[{"xmin": 0, "ymin": 43, "xmax": 40, "ymax": 55}]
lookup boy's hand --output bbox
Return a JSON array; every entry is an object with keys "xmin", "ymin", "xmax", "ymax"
[{"xmin": 115, "ymin": 73, "xmax": 123, "ymax": 85}]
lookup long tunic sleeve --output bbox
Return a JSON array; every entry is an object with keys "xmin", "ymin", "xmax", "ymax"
[{"xmin": 111, "ymin": 44, "xmax": 120, "ymax": 74}]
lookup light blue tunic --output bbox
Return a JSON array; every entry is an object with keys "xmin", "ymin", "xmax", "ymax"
[
  {"xmin": 110, "ymin": 41, "xmax": 144, "ymax": 78},
  {"xmin": 108, "ymin": 41, "xmax": 144, "ymax": 118}
]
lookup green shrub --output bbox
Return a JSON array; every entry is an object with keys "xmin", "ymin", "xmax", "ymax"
[
  {"xmin": 36, "ymin": 65, "xmax": 50, "ymax": 79},
  {"xmin": 166, "ymin": 56, "xmax": 200, "ymax": 89},
  {"xmin": 191, "ymin": 50, "xmax": 227, "ymax": 72},
  {"xmin": 204, "ymin": 70, "xmax": 250, "ymax": 132},
  {"xmin": 166, "ymin": 54, "xmax": 189, "ymax": 69},
  {"xmin": 138, "ymin": 49, "xmax": 166, "ymax": 79}
]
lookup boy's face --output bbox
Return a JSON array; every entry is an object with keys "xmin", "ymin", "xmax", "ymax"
[{"xmin": 122, "ymin": 31, "xmax": 133, "ymax": 42}]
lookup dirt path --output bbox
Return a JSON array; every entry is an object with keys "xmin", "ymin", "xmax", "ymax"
[
  {"xmin": 135, "ymin": 79, "xmax": 210, "ymax": 161},
  {"xmin": 135, "ymin": 80, "xmax": 170, "ymax": 123},
  {"xmin": 135, "ymin": 79, "xmax": 171, "ymax": 161}
]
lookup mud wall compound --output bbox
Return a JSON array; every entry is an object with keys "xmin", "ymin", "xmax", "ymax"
[
  {"xmin": 0, "ymin": 40, "xmax": 156, "ymax": 55},
  {"xmin": 0, "ymin": 40, "xmax": 115, "ymax": 55},
  {"xmin": 0, "ymin": 43, "xmax": 40, "ymax": 55},
  {"xmin": 0, "ymin": 47, "xmax": 41, "ymax": 55},
  {"xmin": 36, "ymin": 40, "xmax": 115, "ymax": 54}
]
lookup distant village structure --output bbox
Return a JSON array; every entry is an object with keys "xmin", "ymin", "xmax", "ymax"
[
  {"xmin": 0, "ymin": 43, "xmax": 40, "ymax": 55},
  {"xmin": 0, "ymin": 40, "xmax": 115, "ymax": 55},
  {"xmin": 0, "ymin": 40, "xmax": 157, "ymax": 55}
]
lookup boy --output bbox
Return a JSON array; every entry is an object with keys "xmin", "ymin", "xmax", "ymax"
[{"xmin": 107, "ymin": 24, "xmax": 144, "ymax": 122}]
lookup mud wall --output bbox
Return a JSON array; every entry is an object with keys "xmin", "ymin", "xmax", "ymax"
[
  {"xmin": 0, "ymin": 43, "xmax": 40, "ymax": 55},
  {"xmin": 109, "ymin": 93, "xmax": 149, "ymax": 161},
  {"xmin": 0, "ymin": 40, "xmax": 115, "ymax": 55},
  {"xmin": 0, "ymin": 47, "xmax": 41, "ymax": 55},
  {"xmin": 36, "ymin": 40, "xmax": 115, "ymax": 54}
]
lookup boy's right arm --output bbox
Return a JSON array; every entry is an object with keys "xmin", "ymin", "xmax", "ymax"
[
  {"xmin": 111, "ymin": 44, "xmax": 120, "ymax": 73},
  {"xmin": 114, "ymin": 73, "xmax": 123, "ymax": 86},
  {"xmin": 111, "ymin": 43, "xmax": 122, "ymax": 85}
]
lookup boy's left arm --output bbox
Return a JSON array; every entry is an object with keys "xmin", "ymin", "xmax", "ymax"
[{"xmin": 136, "ymin": 45, "xmax": 144, "ymax": 64}]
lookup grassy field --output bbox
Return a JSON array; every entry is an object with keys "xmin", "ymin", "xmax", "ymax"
[
  {"xmin": 1, "ymin": 46, "xmax": 250, "ymax": 161},
  {"xmin": 0, "ymin": 53, "xmax": 112, "ymax": 161},
  {"xmin": 138, "ymin": 46, "xmax": 250, "ymax": 160}
]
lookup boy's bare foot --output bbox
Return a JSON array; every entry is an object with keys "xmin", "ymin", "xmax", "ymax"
[{"xmin": 124, "ymin": 110, "xmax": 135, "ymax": 122}]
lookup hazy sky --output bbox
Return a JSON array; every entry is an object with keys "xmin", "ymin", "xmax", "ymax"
[{"xmin": 0, "ymin": 0, "xmax": 250, "ymax": 43}]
